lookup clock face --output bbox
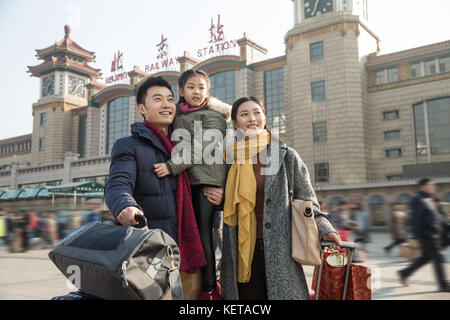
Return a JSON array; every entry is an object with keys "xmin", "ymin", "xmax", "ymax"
[
  {"xmin": 304, "ymin": 0, "xmax": 333, "ymax": 19},
  {"xmin": 42, "ymin": 76, "xmax": 55, "ymax": 97},
  {"xmin": 69, "ymin": 75, "xmax": 86, "ymax": 97}
]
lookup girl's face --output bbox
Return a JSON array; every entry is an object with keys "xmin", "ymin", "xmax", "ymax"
[
  {"xmin": 233, "ymin": 101, "xmax": 267, "ymax": 136},
  {"xmin": 179, "ymin": 75, "xmax": 209, "ymax": 108}
]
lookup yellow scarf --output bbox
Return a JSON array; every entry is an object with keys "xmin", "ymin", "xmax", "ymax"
[{"xmin": 223, "ymin": 130, "xmax": 270, "ymax": 283}]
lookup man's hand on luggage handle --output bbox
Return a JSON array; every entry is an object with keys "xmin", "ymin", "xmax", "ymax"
[{"xmin": 117, "ymin": 206, "xmax": 144, "ymax": 226}]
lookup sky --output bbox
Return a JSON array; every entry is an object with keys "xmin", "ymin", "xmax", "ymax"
[{"xmin": 0, "ymin": 0, "xmax": 449, "ymax": 140}]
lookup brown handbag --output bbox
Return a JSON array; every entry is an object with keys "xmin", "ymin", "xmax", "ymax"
[{"xmin": 286, "ymin": 157, "xmax": 321, "ymax": 266}]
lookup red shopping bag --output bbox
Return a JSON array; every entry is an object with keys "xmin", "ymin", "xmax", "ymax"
[{"xmin": 311, "ymin": 249, "xmax": 371, "ymax": 300}]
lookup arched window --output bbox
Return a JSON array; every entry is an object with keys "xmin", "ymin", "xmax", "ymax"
[
  {"xmin": 107, "ymin": 96, "xmax": 129, "ymax": 154},
  {"xmin": 396, "ymin": 194, "xmax": 412, "ymax": 205},
  {"xmin": 210, "ymin": 70, "xmax": 236, "ymax": 105}
]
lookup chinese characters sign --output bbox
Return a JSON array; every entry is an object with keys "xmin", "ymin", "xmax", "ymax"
[
  {"xmin": 197, "ymin": 14, "xmax": 237, "ymax": 58},
  {"xmin": 145, "ymin": 34, "xmax": 178, "ymax": 73},
  {"xmin": 106, "ymin": 50, "xmax": 128, "ymax": 85},
  {"xmin": 209, "ymin": 14, "xmax": 224, "ymax": 43}
]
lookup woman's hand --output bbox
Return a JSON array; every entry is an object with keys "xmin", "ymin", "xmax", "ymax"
[
  {"xmin": 203, "ymin": 187, "xmax": 224, "ymax": 206},
  {"xmin": 322, "ymin": 232, "xmax": 343, "ymax": 250}
]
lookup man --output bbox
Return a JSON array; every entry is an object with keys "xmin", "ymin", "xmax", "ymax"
[
  {"xmin": 105, "ymin": 76, "xmax": 178, "ymax": 233},
  {"xmin": 398, "ymin": 178, "xmax": 450, "ymax": 292},
  {"xmin": 384, "ymin": 202, "xmax": 407, "ymax": 254},
  {"xmin": 104, "ymin": 77, "xmax": 208, "ymax": 298}
]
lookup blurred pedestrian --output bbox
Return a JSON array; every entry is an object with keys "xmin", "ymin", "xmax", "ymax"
[
  {"xmin": 8, "ymin": 212, "xmax": 23, "ymax": 253},
  {"xmin": 0, "ymin": 208, "xmax": 6, "ymax": 245},
  {"xmin": 349, "ymin": 197, "xmax": 371, "ymax": 252},
  {"xmin": 29, "ymin": 212, "xmax": 39, "ymax": 239},
  {"xmin": 433, "ymin": 198, "xmax": 449, "ymax": 249},
  {"xmin": 329, "ymin": 200, "xmax": 358, "ymax": 242},
  {"xmin": 41, "ymin": 212, "xmax": 57, "ymax": 247},
  {"xmin": 67, "ymin": 211, "xmax": 81, "ymax": 232},
  {"xmin": 18, "ymin": 210, "xmax": 30, "ymax": 252},
  {"xmin": 398, "ymin": 178, "xmax": 450, "ymax": 292},
  {"xmin": 384, "ymin": 202, "xmax": 407, "ymax": 254}
]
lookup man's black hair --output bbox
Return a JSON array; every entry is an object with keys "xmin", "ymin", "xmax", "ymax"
[
  {"xmin": 418, "ymin": 177, "xmax": 432, "ymax": 186},
  {"xmin": 136, "ymin": 76, "xmax": 173, "ymax": 106}
]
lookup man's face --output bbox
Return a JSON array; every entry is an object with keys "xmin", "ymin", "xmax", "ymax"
[
  {"xmin": 421, "ymin": 181, "xmax": 437, "ymax": 196},
  {"xmin": 138, "ymin": 86, "xmax": 176, "ymax": 130}
]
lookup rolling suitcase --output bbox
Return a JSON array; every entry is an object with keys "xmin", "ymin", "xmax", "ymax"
[{"xmin": 312, "ymin": 241, "xmax": 370, "ymax": 300}]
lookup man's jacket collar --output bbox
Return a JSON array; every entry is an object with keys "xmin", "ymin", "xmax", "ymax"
[{"xmin": 130, "ymin": 122, "xmax": 170, "ymax": 156}]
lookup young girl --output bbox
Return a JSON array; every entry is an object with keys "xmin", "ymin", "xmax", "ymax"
[{"xmin": 154, "ymin": 69, "xmax": 231, "ymax": 300}]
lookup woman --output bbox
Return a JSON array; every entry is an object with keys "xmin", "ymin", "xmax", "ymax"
[{"xmin": 220, "ymin": 97, "xmax": 341, "ymax": 300}]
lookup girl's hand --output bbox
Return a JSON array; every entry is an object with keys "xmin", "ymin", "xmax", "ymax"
[
  {"xmin": 203, "ymin": 187, "xmax": 224, "ymax": 205},
  {"xmin": 154, "ymin": 163, "xmax": 170, "ymax": 178}
]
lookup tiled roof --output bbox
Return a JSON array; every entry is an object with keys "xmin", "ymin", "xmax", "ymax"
[
  {"xmin": 367, "ymin": 39, "xmax": 450, "ymax": 67},
  {"xmin": 0, "ymin": 134, "xmax": 32, "ymax": 145},
  {"xmin": 28, "ymin": 56, "xmax": 101, "ymax": 77}
]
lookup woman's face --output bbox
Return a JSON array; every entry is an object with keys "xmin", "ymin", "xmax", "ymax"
[
  {"xmin": 179, "ymin": 75, "xmax": 209, "ymax": 107},
  {"xmin": 233, "ymin": 100, "xmax": 267, "ymax": 136}
]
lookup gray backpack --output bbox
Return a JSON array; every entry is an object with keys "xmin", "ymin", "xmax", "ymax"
[{"xmin": 48, "ymin": 216, "xmax": 183, "ymax": 300}]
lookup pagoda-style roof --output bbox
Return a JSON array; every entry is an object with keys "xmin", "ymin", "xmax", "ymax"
[
  {"xmin": 35, "ymin": 25, "xmax": 96, "ymax": 62},
  {"xmin": 27, "ymin": 25, "xmax": 101, "ymax": 79},
  {"xmin": 28, "ymin": 55, "xmax": 101, "ymax": 78}
]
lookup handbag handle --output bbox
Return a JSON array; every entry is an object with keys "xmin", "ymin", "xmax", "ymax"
[
  {"xmin": 284, "ymin": 154, "xmax": 294, "ymax": 202},
  {"xmin": 134, "ymin": 214, "xmax": 147, "ymax": 229}
]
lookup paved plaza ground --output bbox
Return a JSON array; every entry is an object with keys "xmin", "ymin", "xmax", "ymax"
[{"xmin": 0, "ymin": 231, "xmax": 449, "ymax": 300}]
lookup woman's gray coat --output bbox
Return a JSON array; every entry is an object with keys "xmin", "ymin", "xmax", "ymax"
[{"xmin": 220, "ymin": 143, "xmax": 336, "ymax": 300}]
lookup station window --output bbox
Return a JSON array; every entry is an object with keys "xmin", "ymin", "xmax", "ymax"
[
  {"xmin": 314, "ymin": 162, "xmax": 329, "ymax": 183},
  {"xmin": 313, "ymin": 122, "xmax": 327, "ymax": 142},
  {"xmin": 39, "ymin": 138, "xmax": 45, "ymax": 151},
  {"xmin": 384, "ymin": 130, "xmax": 400, "ymax": 140},
  {"xmin": 383, "ymin": 110, "xmax": 399, "ymax": 120},
  {"xmin": 385, "ymin": 148, "xmax": 402, "ymax": 158},
  {"xmin": 310, "ymin": 41, "xmax": 324, "ymax": 61},
  {"xmin": 311, "ymin": 81, "xmax": 326, "ymax": 101},
  {"xmin": 40, "ymin": 112, "xmax": 47, "ymax": 125},
  {"xmin": 264, "ymin": 68, "xmax": 285, "ymax": 135}
]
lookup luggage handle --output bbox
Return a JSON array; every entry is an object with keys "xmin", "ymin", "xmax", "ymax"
[
  {"xmin": 321, "ymin": 241, "xmax": 357, "ymax": 251},
  {"xmin": 134, "ymin": 214, "xmax": 147, "ymax": 229},
  {"xmin": 113, "ymin": 214, "xmax": 147, "ymax": 228},
  {"xmin": 314, "ymin": 241, "xmax": 357, "ymax": 300}
]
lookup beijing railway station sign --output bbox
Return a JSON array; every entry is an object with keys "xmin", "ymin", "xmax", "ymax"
[
  {"xmin": 144, "ymin": 34, "xmax": 179, "ymax": 73},
  {"xmin": 105, "ymin": 50, "xmax": 129, "ymax": 85},
  {"xmin": 196, "ymin": 14, "xmax": 237, "ymax": 58},
  {"xmin": 144, "ymin": 14, "xmax": 238, "ymax": 75}
]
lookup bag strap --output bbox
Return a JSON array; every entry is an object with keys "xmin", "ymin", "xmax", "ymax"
[
  {"xmin": 167, "ymin": 246, "xmax": 183, "ymax": 300},
  {"xmin": 284, "ymin": 153, "xmax": 294, "ymax": 203}
]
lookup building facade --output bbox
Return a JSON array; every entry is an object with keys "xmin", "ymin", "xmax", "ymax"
[{"xmin": 1, "ymin": 0, "xmax": 450, "ymax": 226}]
